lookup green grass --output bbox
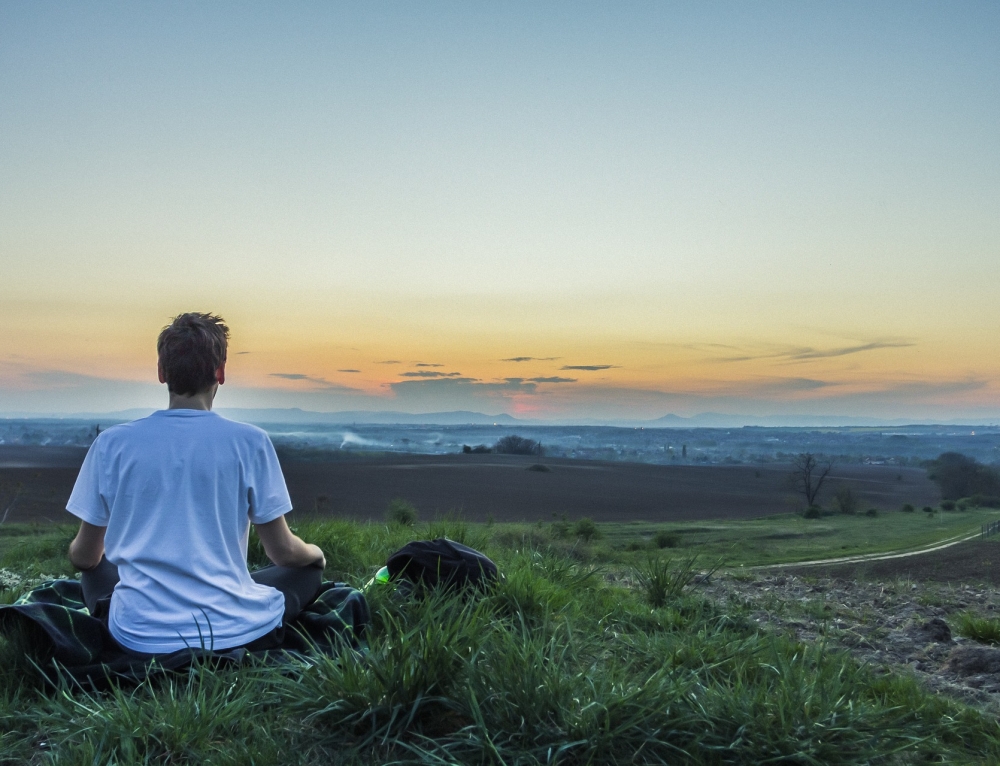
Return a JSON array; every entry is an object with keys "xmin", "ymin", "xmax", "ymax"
[{"xmin": 2, "ymin": 517, "xmax": 1000, "ymax": 763}]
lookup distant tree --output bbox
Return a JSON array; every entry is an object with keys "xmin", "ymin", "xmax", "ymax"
[
  {"xmin": 494, "ymin": 435, "xmax": 543, "ymax": 456},
  {"xmin": 833, "ymin": 486, "xmax": 859, "ymax": 515},
  {"xmin": 790, "ymin": 453, "xmax": 835, "ymax": 507},
  {"xmin": 926, "ymin": 452, "xmax": 1000, "ymax": 500},
  {"xmin": 574, "ymin": 517, "xmax": 599, "ymax": 542}
]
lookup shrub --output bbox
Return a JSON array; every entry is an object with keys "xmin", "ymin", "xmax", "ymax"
[
  {"xmin": 901, "ymin": 503, "xmax": 915, "ymax": 513},
  {"xmin": 573, "ymin": 517, "xmax": 598, "ymax": 542},
  {"xmin": 462, "ymin": 444, "xmax": 492, "ymax": 454},
  {"xmin": 654, "ymin": 530, "xmax": 681, "ymax": 549},
  {"xmin": 803, "ymin": 505, "xmax": 822, "ymax": 519},
  {"xmin": 941, "ymin": 500, "xmax": 956, "ymax": 511},
  {"xmin": 386, "ymin": 498, "xmax": 418, "ymax": 526},
  {"xmin": 526, "ymin": 464, "xmax": 550, "ymax": 472},
  {"xmin": 923, "ymin": 506, "xmax": 935, "ymax": 515},
  {"xmin": 494, "ymin": 435, "xmax": 543, "ymax": 456},
  {"xmin": 865, "ymin": 508, "xmax": 878, "ymax": 517},
  {"xmin": 833, "ymin": 486, "xmax": 859, "ymax": 515},
  {"xmin": 550, "ymin": 518, "xmax": 571, "ymax": 539},
  {"xmin": 957, "ymin": 498, "xmax": 971, "ymax": 510}
]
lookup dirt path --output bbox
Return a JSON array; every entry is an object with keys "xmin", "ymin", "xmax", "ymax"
[{"xmin": 756, "ymin": 526, "xmax": 989, "ymax": 569}]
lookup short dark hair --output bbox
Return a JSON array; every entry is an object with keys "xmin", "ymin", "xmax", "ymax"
[{"xmin": 157, "ymin": 313, "xmax": 230, "ymax": 396}]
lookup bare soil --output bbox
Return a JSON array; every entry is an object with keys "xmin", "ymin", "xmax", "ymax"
[
  {"xmin": 698, "ymin": 540, "xmax": 1000, "ymax": 714},
  {"xmin": 0, "ymin": 446, "xmax": 940, "ymax": 525}
]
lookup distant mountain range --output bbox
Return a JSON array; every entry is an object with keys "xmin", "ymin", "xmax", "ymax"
[
  {"xmin": 2, "ymin": 406, "xmax": 998, "ymax": 428},
  {"xmin": 641, "ymin": 412, "xmax": 999, "ymax": 428}
]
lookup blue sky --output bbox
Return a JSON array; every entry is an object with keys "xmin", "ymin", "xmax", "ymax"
[{"xmin": 2, "ymin": 2, "xmax": 999, "ymax": 421}]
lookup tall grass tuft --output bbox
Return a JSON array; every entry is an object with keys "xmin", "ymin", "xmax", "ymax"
[
  {"xmin": 633, "ymin": 555, "xmax": 700, "ymax": 608},
  {"xmin": 272, "ymin": 586, "xmax": 489, "ymax": 748},
  {"xmin": 956, "ymin": 612, "xmax": 1000, "ymax": 645},
  {"xmin": 33, "ymin": 659, "xmax": 295, "ymax": 765}
]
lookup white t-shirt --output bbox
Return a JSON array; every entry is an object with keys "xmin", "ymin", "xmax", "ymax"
[{"xmin": 66, "ymin": 409, "xmax": 293, "ymax": 654}]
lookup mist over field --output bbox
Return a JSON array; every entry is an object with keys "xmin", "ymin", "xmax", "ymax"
[{"xmin": 3, "ymin": 416, "xmax": 999, "ymax": 467}]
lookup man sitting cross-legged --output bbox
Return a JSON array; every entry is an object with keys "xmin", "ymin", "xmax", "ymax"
[{"xmin": 66, "ymin": 312, "xmax": 326, "ymax": 655}]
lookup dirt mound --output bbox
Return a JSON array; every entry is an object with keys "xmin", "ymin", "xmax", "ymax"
[
  {"xmin": 943, "ymin": 646, "xmax": 1000, "ymax": 676},
  {"xmin": 913, "ymin": 617, "xmax": 952, "ymax": 643}
]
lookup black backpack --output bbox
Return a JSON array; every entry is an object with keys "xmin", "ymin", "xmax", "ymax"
[{"xmin": 386, "ymin": 538, "xmax": 498, "ymax": 591}]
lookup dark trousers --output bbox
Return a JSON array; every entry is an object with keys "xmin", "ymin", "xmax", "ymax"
[{"xmin": 80, "ymin": 557, "xmax": 324, "ymax": 652}]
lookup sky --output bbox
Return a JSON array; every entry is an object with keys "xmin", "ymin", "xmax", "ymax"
[{"xmin": 2, "ymin": 2, "xmax": 999, "ymax": 423}]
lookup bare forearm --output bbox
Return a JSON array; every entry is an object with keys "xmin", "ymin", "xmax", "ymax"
[
  {"xmin": 269, "ymin": 538, "xmax": 325, "ymax": 568},
  {"xmin": 69, "ymin": 522, "xmax": 106, "ymax": 570},
  {"xmin": 254, "ymin": 516, "xmax": 325, "ymax": 568}
]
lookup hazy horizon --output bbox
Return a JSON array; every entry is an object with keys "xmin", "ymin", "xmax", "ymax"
[
  {"xmin": 3, "ymin": 3, "xmax": 998, "ymax": 422},
  {"xmin": 1, "ymin": 405, "xmax": 998, "ymax": 430}
]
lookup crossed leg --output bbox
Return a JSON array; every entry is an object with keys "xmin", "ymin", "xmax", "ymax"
[{"xmin": 80, "ymin": 558, "xmax": 323, "ymax": 623}]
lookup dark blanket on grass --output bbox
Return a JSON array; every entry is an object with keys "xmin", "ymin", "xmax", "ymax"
[{"xmin": 0, "ymin": 578, "xmax": 370, "ymax": 688}]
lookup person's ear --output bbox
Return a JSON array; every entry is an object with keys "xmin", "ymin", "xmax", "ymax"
[
  {"xmin": 157, "ymin": 360, "xmax": 166, "ymax": 385},
  {"xmin": 216, "ymin": 360, "xmax": 226, "ymax": 386}
]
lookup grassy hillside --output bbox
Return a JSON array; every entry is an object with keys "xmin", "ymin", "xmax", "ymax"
[{"xmin": 2, "ymin": 516, "xmax": 1000, "ymax": 763}]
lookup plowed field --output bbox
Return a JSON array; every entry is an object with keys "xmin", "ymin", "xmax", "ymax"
[{"xmin": 0, "ymin": 446, "xmax": 940, "ymax": 525}]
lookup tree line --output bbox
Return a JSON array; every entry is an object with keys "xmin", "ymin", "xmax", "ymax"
[{"xmin": 463, "ymin": 435, "xmax": 543, "ymax": 456}]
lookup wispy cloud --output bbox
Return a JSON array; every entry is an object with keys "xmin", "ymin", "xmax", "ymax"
[
  {"xmin": 338, "ymin": 369, "xmax": 361, "ymax": 373},
  {"xmin": 788, "ymin": 341, "xmax": 915, "ymax": 360},
  {"xmin": 875, "ymin": 378, "xmax": 988, "ymax": 396},
  {"xmin": 741, "ymin": 377, "xmax": 835, "ymax": 394},
  {"xmin": 399, "ymin": 371, "xmax": 464, "ymax": 378},
  {"xmin": 415, "ymin": 363, "xmax": 443, "ymax": 367},
  {"xmin": 375, "ymin": 360, "xmax": 401, "ymax": 365},
  {"xmin": 561, "ymin": 364, "xmax": 620, "ymax": 371},
  {"xmin": 502, "ymin": 356, "xmax": 560, "ymax": 363},
  {"xmin": 268, "ymin": 373, "xmax": 358, "ymax": 391},
  {"xmin": 235, "ymin": 351, "xmax": 251, "ymax": 355},
  {"xmin": 713, "ymin": 340, "xmax": 915, "ymax": 364},
  {"xmin": 21, "ymin": 369, "xmax": 149, "ymax": 390},
  {"xmin": 528, "ymin": 376, "xmax": 577, "ymax": 383},
  {"xmin": 391, "ymin": 377, "xmax": 537, "ymax": 398}
]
